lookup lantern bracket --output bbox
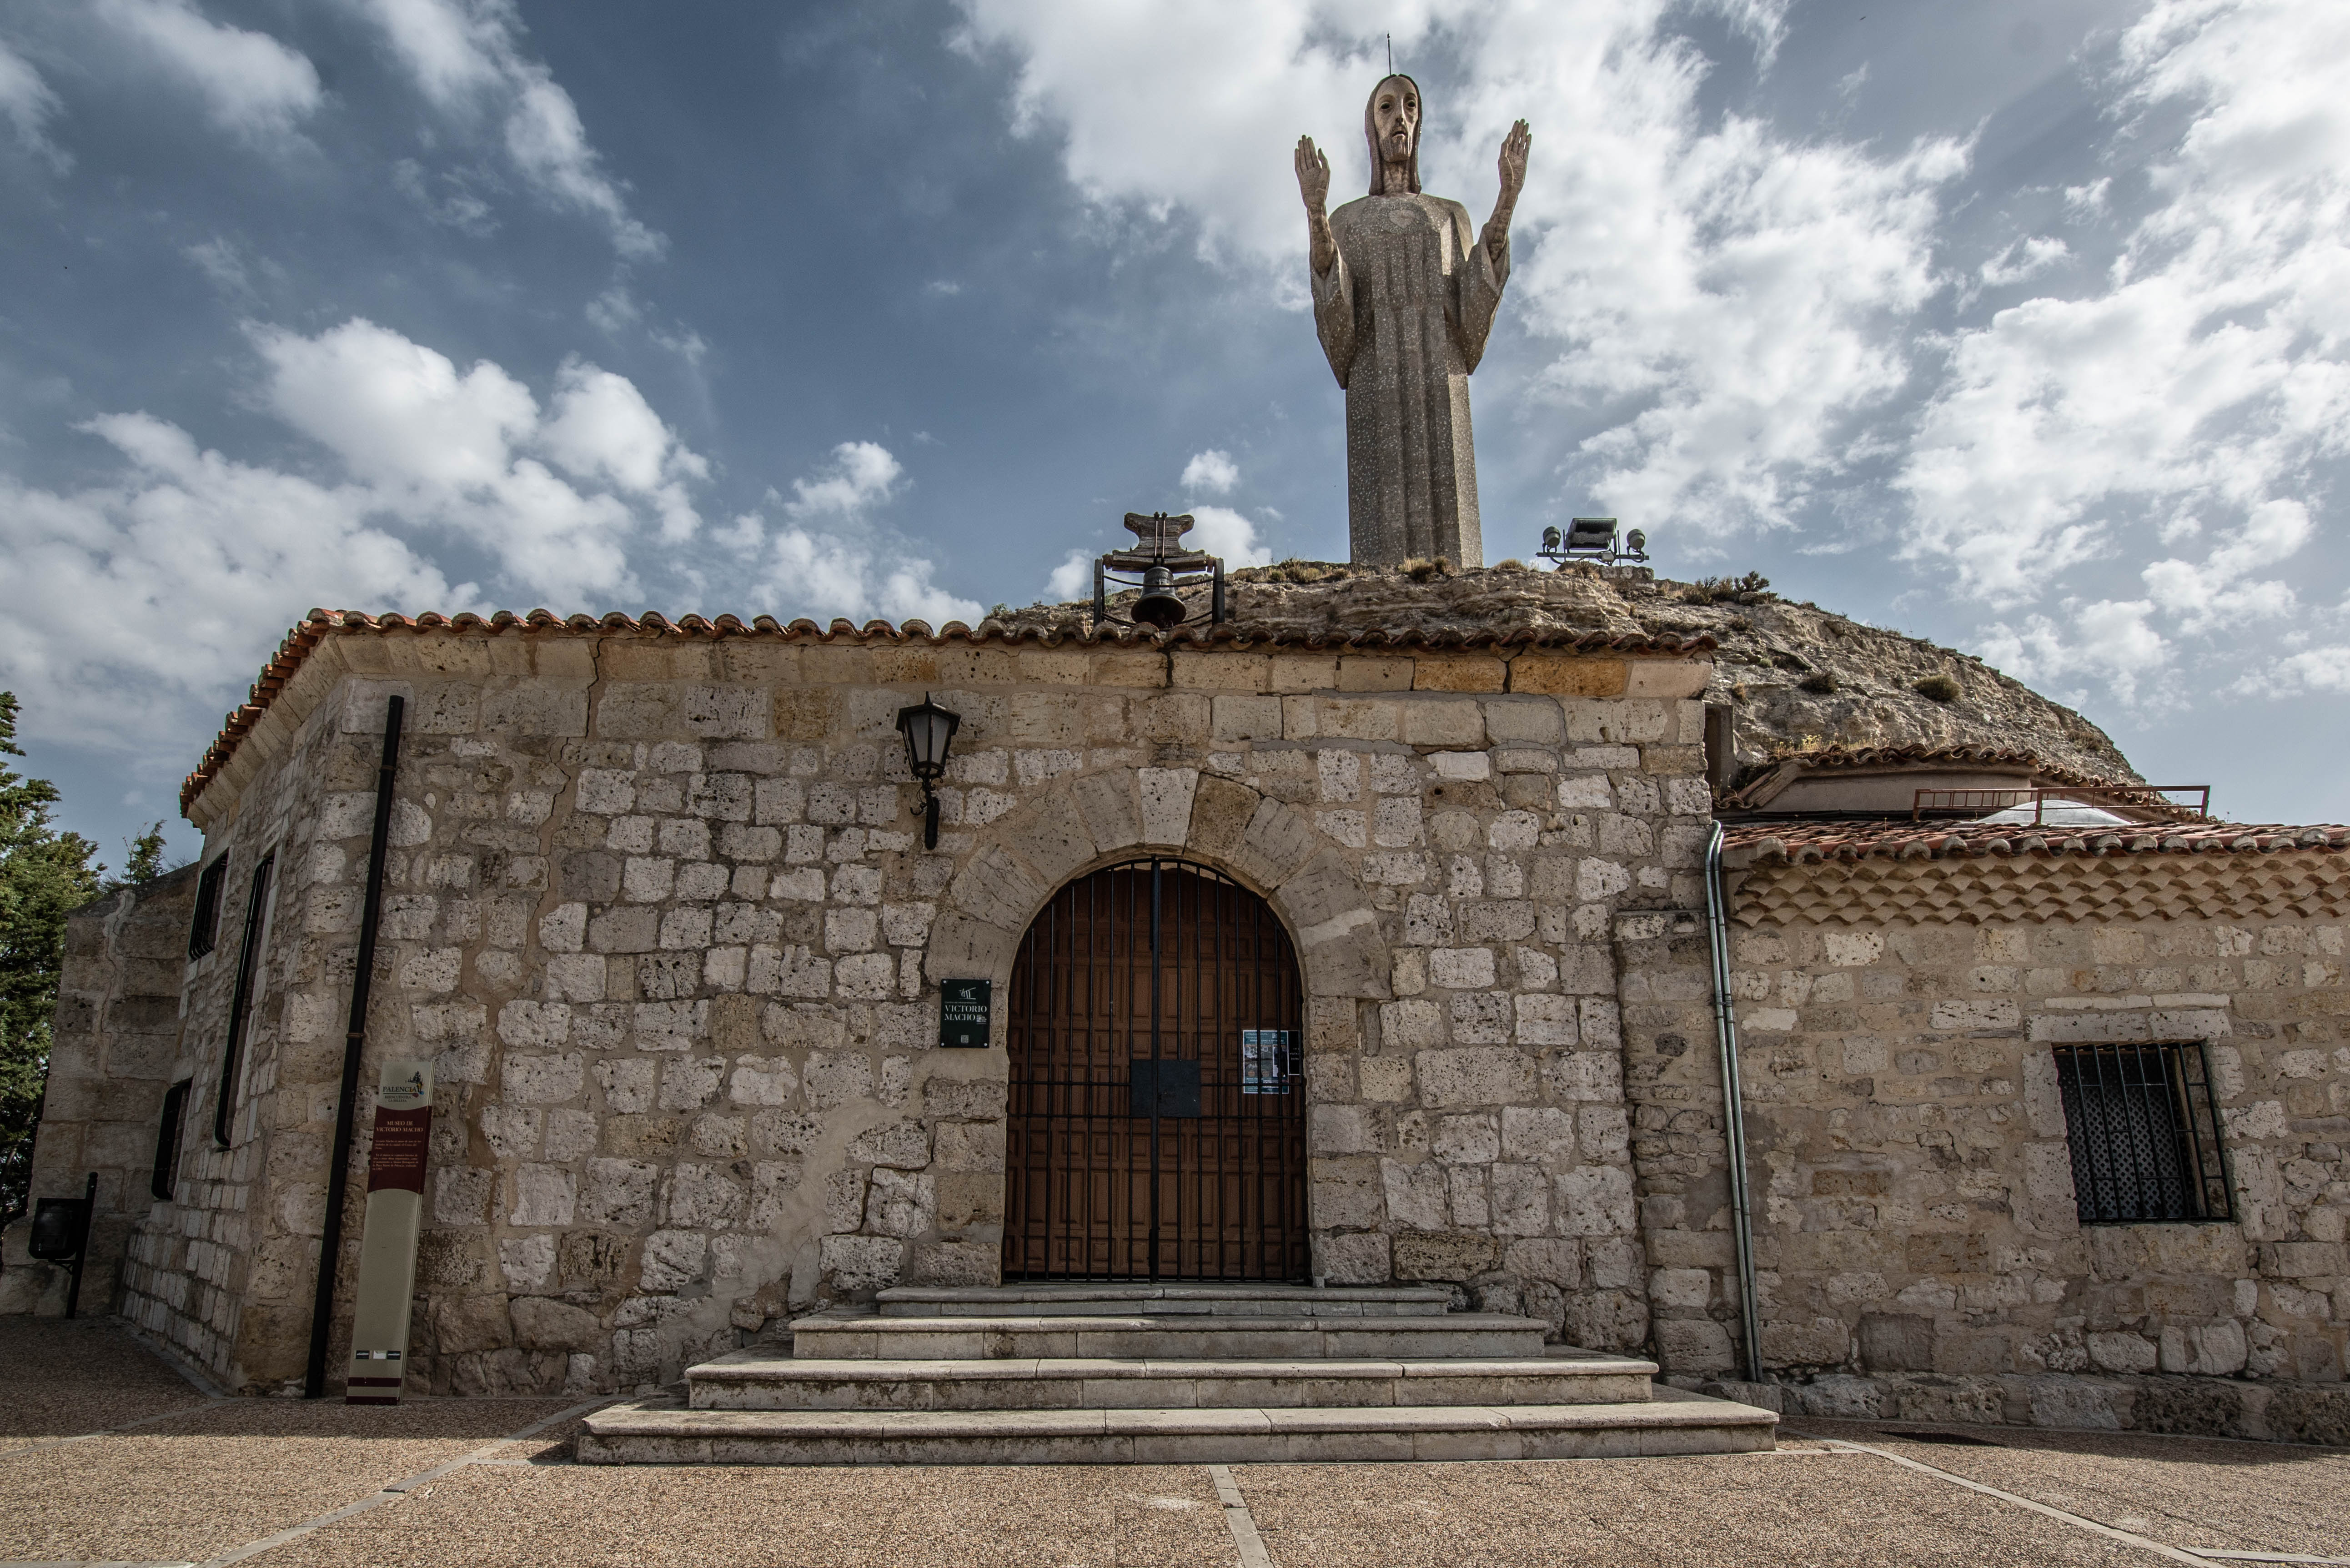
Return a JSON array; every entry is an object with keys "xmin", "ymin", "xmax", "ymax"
[{"xmin": 894, "ymin": 694, "xmax": 962, "ymax": 850}]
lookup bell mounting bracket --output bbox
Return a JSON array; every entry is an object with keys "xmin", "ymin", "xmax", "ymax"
[{"xmin": 1092, "ymin": 512, "xmax": 1227, "ymax": 631}]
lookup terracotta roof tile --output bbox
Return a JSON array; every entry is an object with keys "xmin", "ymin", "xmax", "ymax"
[
  {"xmin": 181, "ymin": 607, "xmax": 1717, "ymax": 815},
  {"xmin": 1727, "ymin": 743, "xmax": 2131, "ymax": 807},
  {"xmin": 1723, "ymin": 819, "xmax": 2350, "ymax": 865}
]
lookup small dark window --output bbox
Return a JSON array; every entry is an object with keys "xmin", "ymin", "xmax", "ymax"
[
  {"xmin": 187, "ymin": 853, "xmax": 229, "ymax": 960},
  {"xmin": 152, "ymin": 1080, "xmax": 191, "ymax": 1200},
  {"xmin": 2053, "ymin": 1043, "xmax": 2233, "ymax": 1224},
  {"xmin": 213, "ymin": 852, "xmax": 275, "ymax": 1149},
  {"xmin": 1703, "ymin": 704, "xmax": 1737, "ymax": 792}
]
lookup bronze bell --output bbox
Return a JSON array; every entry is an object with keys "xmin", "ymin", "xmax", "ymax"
[{"xmin": 1133, "ymin": 564, "xmax": 1187, "ymax": 628}]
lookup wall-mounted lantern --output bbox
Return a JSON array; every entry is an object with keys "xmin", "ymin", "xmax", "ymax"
[{"xmin": 895, "ymin": 693, "xmax": 961, "ymax": 850}]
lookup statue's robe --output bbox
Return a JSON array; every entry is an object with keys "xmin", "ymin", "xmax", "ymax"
[{"xmin": 1311, "ymin": 191, "xmax": 1510, "ymax": 568}]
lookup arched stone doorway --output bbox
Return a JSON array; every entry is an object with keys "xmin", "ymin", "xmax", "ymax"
[{"xmin": 1002, "ymin": 857, "xmax": 1308, "ymax": 1282}]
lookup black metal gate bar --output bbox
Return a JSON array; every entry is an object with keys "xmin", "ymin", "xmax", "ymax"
[{"xmin": 1003, "ymin": 857, "xmax": 1307, "ymax": 1282}]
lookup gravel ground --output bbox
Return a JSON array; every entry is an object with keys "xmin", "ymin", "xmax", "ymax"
[
  {"xmin": 0, "ymin": 1390, "xmax": 577, "ymax": 1564},
  {"xmin": 1791, "ymin": 1417, "xmax": 2350, "ymax": 1561},
  {"xmin": 1229, "ymin": 1448, "xmax": 2155, "ymax": 1568},
  {"xmin": 5, "ymin": 1319, "xmax": 2350, "ymax": 1567},
  {"xmin": 0, "ymin": 1314, "xmax": 213, "ymax": 1452},
  {"xmin": 261, "ymin": 1461, "xmax": 1233, "ymax": 1568}
]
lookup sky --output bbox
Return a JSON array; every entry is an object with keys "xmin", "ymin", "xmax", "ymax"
[{"xmin": 0, "ymin": 0, "xmax": 2344, "ymax": 868}]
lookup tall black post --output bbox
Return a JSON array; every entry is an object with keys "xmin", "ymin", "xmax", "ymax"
[
  {"xmin": 304, "ymin": 696, "xmax": 404, "ymax": 1398},
  {"xmin": 62, "ymin": 1171, "xmax": 95, "ymax": 1319}
]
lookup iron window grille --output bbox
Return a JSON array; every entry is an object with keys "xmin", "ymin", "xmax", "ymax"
[
  {"xmin": 2051, "ymin": 1043, "xmax": 2233, "ymax": 1224},
  {"xmin": 151, "ymin": 1080, "xmax": 190, "ymax": 1201},
  {"xmin": 187, "ymin": 853, "xmax": 229, "ymax": 960},
  {"xmin": 212, "ymin": 851, "xmax": 275, "ymax": 1149}
]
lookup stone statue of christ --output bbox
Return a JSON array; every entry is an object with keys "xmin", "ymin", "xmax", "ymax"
[{"xmin": 1296, "ymin": 77, "xmax": 1529, "ymax": 568}]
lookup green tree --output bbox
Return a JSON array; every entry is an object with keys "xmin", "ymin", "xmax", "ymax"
[
  {"xmin": 116, "ymin": 823, "xmax": 168, "ymax": 889},
  {"xmin": 0, "ymin": 693, "xmax": 103, "ymax": 1219}
]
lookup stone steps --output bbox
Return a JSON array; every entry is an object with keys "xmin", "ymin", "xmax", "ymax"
[
  {"xmin": 577, "ymin": 1285, "xmax": 1778, "ymax": 1467},
  {"xmin": 687, "ymin": 1347, "xmax": 1658, "ymax": 1412},
  {"xmin": 876, "ymin": 1283, "xmax": 1453, "ymax": 1317},
  {"xmin": 786, "ymin": 1310, "xmax": 1552, "ymax": 1362},
  {"xmin": 576, "ymin": 1388, "xmax": 1778, "ymax": 1466}
]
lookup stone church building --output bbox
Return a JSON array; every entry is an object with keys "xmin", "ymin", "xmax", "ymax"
[{"xmin": 7, "ymin": 564, "xmax": 2348, "ymax": 1458}]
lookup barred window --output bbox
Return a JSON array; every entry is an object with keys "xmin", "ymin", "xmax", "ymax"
[
  {"xmin": 212, "ymin": 851, "xmax": 275, "ymax": 1149},
  {"xmin": 151, "ymin": 1080, "xmax": 190, "ymax": 1201},
  {"xmin": 2052, "ymin": 1043, "xmax": 2233, "ymax": 1224},
  {"xmin": 187, "ymin": 853, "xmax": 228, "ymax": 960}
]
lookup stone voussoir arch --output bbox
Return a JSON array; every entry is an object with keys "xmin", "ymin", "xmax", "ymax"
[{"xmin": 924, "ymin": 762, "xmax": 1395, "ymax": 1027}]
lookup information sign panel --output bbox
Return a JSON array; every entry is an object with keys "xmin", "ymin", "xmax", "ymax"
[
  {"xmin": 939, "ymin": 978, "xmax": 992, "ymax": 1048},
  {"xmin": 344, "ymin": 1059, "xmax": 432, "ymax": 1404},
  {"xmin": 1241, "ymin": 1030, "xmax": 1295, "ymax": 1094}
]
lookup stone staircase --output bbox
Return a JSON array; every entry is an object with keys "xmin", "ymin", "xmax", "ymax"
[{"xmin": 577, "ymin": 1283, "xmax": 1777, "ymax": 1465}]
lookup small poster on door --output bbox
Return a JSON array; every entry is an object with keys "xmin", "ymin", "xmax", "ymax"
[{"xmin": 1241, "ymin": 1030, "xmax": 1294, "ymax": 1094}]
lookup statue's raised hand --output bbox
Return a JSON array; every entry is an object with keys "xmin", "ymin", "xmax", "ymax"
[
  {"xmin": 1294, "ymin": 136, "xmax": 1331, "ymax": 215},
  {"xmin": 1496, "ymin": 119, "xmax": 1531, "ymax": 203}
]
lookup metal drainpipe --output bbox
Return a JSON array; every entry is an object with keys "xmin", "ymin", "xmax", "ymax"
[
  {"xmin": 1704, "ymin": 821, "xmax": 1765, "ymax": 1384},
  {"xmin": 304, "ymin": 696, "xmax": 405, "ymax": 1398}
]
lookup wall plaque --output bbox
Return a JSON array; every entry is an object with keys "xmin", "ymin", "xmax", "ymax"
[{"xmin": 939, "ymin": 978, "xmax": 992, "ymax": 1048}]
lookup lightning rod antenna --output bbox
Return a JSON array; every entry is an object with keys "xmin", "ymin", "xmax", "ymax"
[{"xmin": 1386, "ymin": 33, "xmax": 1393, "ymax": 74}]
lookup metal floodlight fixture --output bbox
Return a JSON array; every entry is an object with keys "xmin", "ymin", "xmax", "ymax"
[
  {"xmin": 27, "ymin": 1196, "xmax": 89, "ymax": 1261},
  {"xmin": 895, "ymin": 693, "xmax": 962, "ymax": 849},
  {"xmin": 1535, "ymin": 516, "xmax": 1650, "ymax": 569},
  {"xmin": 1093, "ymin": 512, "xmax": 1227, "ymax": 632}
]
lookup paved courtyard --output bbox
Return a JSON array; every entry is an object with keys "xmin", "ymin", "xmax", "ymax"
[{"xmin": 2, "ymin": 1317, "xmax": 2346, "ymax": 1568}]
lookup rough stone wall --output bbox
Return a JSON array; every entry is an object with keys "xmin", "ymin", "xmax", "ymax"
[
  {"xmin": 1610, "ymin": 907, "xmax": 1750, "ymax": 1375},
  {"xmin": 137, "ymin": 627, "xmax": 1711, "ymax": 1396},
  {"xmin": 0, "ymin": 865, "xmax": 196, "ymax": 1317},
  {"xmin": 1705, "ymin": 872, "xmax": 2349, "ymax": 1405},
  {"xmin": 116, "ymin": 701, "xmax": 355, "ymax": 1390}
]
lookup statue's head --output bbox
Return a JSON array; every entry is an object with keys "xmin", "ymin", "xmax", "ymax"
[{"xmin": 1363, "ymin": 74, "xmax": 1421, "ymax": 196}]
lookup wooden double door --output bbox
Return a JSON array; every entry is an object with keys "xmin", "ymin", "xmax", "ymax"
[{"xmin": 1002, "ymin": 858, "xmax": 1308, "ymax": 1282}]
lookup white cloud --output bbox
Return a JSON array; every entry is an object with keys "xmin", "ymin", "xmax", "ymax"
[
  {"xmin": 2062, "ymin": 177, "xmax": 2111, "ymax": 223},
  {"xmin": 1186, "ymin": 505, "xmax": 1273, "ymax": 567},
  {"xmin": 359, "ymin": 0, "xmax": 662, "ymax": 256},
  {"xmin": 1181, "ymin": 448, "xmax": 1239, "ymax": 494},
  {"xmin": 951, "ymin": 0, "xmax": 1375, "ymax": 276},
  {"xmin": 392, "ymin": 157, "xmax": 498, "ymax": 236},
  {"xmin": 2139, "ymin": 497, "xmax": 2309, "ymax": 635},
  {"xmin": 0, "ymin": 38, "xmax": 68, "ymax": 170},
  {"xmin": 954, "ymin": 0, "xmax": 1965, "ymax": 536},
  {"xmin": 1046, "ymin": 548, "xmax": 1092, "ymax": 602},
  {"xmin": 246, "ymin": 318, "xmax": 712, "ymax": 603},
  {"xmin": 183, "ymin": 236, "xmax": 251, "ymax": 296},
  {"xmin": 0, "ymin": 414, "xmax": 461, "ymax": 754},
  {"xmin": 719, "ymin": 442, "xmax": 984, "ymax": 628},
  {"xmin": 1903, "ymin": 0, "xmax": 2350, "ymax": 622},
  {"xmin": 539, "ymin": 358, "xmax": 706, "ymax": 541},
  {"xmin": 94, "ymin": 0, "xmax": 321, "ymax": 145},
  {"xmin": 0, "ymin": 316, "xmax": 730, "ymax": 755},
  {"xmin": 254, "ymin": 317, "xmax": 539, "ymax": 492},
  {"xmin": 1978, "ymin": 598, "xmax": 2174, "ymax": 708},
  {"xmin": 2263, "ymin": 646, "xmax": 2350, "ymax": 694},
  {"xmin": 783, "ymin": 441, "xmax": 903, "ymax": 521},
  {"xmin": 1978, "ymin": 236, "xmax": 2071, "ymax": 289}
]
